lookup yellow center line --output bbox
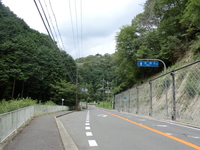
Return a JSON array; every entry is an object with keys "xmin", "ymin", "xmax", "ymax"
[{"xmin": 97, "ymin": 108, "xmax": 200, "ymax": 150}]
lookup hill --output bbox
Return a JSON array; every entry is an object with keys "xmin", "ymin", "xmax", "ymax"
[{"xmin": 0, "ymin": 2, "xmax": 76, "ymax": 106}]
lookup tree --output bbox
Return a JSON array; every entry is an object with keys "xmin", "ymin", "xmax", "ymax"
[{"xmin": 0, "ymin": 2, "xmax": 77, "ymax": 104}]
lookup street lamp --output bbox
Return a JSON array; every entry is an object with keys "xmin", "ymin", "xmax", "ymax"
[{"xmin": 62, "ymin": 98, "xmax": 64, "ymax": 110}]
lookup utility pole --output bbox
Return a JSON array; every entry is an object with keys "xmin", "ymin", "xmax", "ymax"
[
  {"xmin": 76, "ymin": 64, "xmax": 79, "ymax": 109},
  {"xmin": 102, "ymin": 78, "xmax": 105, "ymax": 107}
]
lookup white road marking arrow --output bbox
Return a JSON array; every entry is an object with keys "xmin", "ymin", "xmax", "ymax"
[{"xmin": 98, "ymin": 114, "xmax": 107, "ymax": 117}]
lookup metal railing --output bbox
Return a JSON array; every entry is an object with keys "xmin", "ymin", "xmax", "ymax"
[
  {"xmin": 114, "ymin": 60, "xmax": 200, "ymax": 127},
  {"xmin": 0, "ymin": 105, "xmax": 69, "ymax": 143}
]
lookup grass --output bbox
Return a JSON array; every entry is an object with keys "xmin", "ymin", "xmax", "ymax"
[
  {"xmin": 97, "ymin": 101, "xmax": 112, "ymax": 109},
  {"xmin": 0, "ymin": 98, "xmax": 56, "ymax": 114}
]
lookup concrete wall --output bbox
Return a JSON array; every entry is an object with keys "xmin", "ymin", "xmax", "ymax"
[{"xmin": 0, "ymin": 105, "xmax": 69, "ymax": 143}]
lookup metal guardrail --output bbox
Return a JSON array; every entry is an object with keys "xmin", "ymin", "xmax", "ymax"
[
  {"xmin": 114, "ymin": 60, "xmax": 200, "ymax": 127},
  {"xmin": 0, "ymin": 105, "xmax": 69, "ymax": 143}
]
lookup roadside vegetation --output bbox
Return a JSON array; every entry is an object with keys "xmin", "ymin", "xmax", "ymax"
[
  {"xmin": 1, "ymin": 0, "xmax": 200, "ymax": 108},
  {"xmin": 97, "ymin": 102, "xmax": 112, "ymax": 110},
  {"xmin": 0, "ymin": 98, "xmax": 56, "ymax": 114}
]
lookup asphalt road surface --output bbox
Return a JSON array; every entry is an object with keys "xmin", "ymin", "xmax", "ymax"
[{"xmin": 60, "ymin": 105, "xmax": 200, "ymax": 150}]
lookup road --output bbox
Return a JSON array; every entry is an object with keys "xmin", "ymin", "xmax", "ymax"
[{"xmin": 59, "ymin": 105, "xmax": 200, "ymax": 150}]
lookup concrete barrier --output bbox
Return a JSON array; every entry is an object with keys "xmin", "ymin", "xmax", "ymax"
[
  {"xmin": 0, "ymin": 105, "xmax": 69, "ymax": 143},
  {"xmin": 55, "ymin": 112, "xmax": 78, "ymax": 150}
]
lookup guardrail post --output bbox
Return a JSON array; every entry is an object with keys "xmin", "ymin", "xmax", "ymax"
[
  {"xmin": 0, "ymin": 117, "xmax": 2, "ymax": 143},
  {"xmin": 149, "ymin": 80, "xmax": 152, "ymax": 116},
  {"xmin": 171, "ymin": 71, "xmax": 176, "ymax": 121},
  {"xmin": 136, "ymin": 86, "xmax": 139, "ymax": 114},
  {"xmin": 128, "ymin": 90, "xmax": 131, "ymax": 113}
]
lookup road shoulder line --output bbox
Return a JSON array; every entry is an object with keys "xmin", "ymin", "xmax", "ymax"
[
  {"xmin": 97, "ymin": 108, "xmax": 200, "ymax": 150},
  {"xmin": 55, "ymin": 114, "xmax": 78, "ymax": 150}
]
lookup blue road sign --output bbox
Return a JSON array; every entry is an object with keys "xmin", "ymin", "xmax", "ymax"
[{"xmin": 137, "ymin": 61, "xmax": 159, "ymax": 67}]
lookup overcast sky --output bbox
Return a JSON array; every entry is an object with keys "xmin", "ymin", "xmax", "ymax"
[{"xmin": 2, "ymin": 0, "xmax": 146, "ymax": 59}]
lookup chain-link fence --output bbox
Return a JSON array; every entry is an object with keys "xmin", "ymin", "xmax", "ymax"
[{"xmin": 114, "ymin": 60, "xmax": 200, "ymax": 127}]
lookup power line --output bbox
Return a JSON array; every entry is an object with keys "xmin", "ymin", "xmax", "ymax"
[
  {"xmin": 80, "ymin": 0, "xmax": 83, "ymax": 58},
  {"xmin": 48, "ymin": 0, "xmax": 66, "ymax": 51},
  {"xmin": 43, "ymin": 0, "xmax": 60, "ymax": 48},
  {"xmin": 68, "ymin": 0, "xmax": 78, "ymax": 58},
  {"xmin": 37, "ymin": 0, "xmax": 56, "ymax": 42},
  {"xmin": 74, "ymin": 0, "xmax": 80, "ymax": 58},
  {"xmin": 33, "ymin": 0, "xmax": 76, "ymax": 84},
  {"xmin": 33, "ymin": 0, "xmax": 55, "ymax": 45},
  {"xmin": 46, "ymin": 0, "xmax": 76, "ymax": 84}
]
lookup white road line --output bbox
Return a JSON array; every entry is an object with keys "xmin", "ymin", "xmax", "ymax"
[
  {"xmin": 138, "ymin": 119, "xmax": 146, "ymax": 121},
  {"xmin": 85, "ymin": 110, "xmax": 98, "ymax": 147},
  {"xmin": 86, "ymin": 110, "xmax": 90, "ymax": 121},
  {"xmin": 187, "ymin": 135, "xmax": 200, "ymax": 139},
  {"xmin": 166, "ymin": 133, "xmax": 173, "ymax": 135},
  {"xmin": 85, "ymin": 127, "xmax": 91, "ymax": 130},
  {"xmin": 86, "ymin": 132, "xmax": 93, "ymax": 136},
  {"xmin": 127, "ymin": 116, "xmax": 132, "ymax": 118},
  {"xmin": 88, "ymin": 140, "xmax": 98, "ymax": 147},
  {"xmin": 157, "ymin": 125, "xmax": 167, "ymax": 127}
]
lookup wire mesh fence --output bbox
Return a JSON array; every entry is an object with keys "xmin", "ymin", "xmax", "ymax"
[{"xmin": 114, "ymin": 60, "xmax": 200, "ymax": 127}]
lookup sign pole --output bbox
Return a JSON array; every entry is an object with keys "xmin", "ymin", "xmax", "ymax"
[{"xmin": 137, "ymin": 59, "xmax": 168, "ymax": 117}]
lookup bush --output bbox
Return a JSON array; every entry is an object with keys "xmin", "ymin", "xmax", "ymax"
[
  {"xmin": 0, "ymin": 98, "xmax": 56, "ymax": 114},
  {"xmin": 97, "ymin": 102, "xmax": 112, "ymax": 109},
  {"xmin": 43, "ymin": 101, "xmax": 56, "ymax": 105}
]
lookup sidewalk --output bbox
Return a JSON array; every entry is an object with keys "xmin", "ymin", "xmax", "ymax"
[{"xmin": 3, "ymin": 111, "xmax": 71, "ymax": 150}]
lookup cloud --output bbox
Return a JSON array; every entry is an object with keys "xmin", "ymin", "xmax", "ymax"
[{"xmin": 2, "ymin": 0, "xmax": 146, "ymax": 59}]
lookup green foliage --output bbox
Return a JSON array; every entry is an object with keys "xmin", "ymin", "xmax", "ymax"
[
  {"xmin": 97, "ymin": 102, "xmax": 112, "ymax": 109},
  {"xmin": 77, "ymin": 54, "xmax": 115, "ymax": 102},
  {"xmin": 190, "ymin": 35, "xmax": 200, "ymax": 53},
  {"xmin": 114, "ymin": 0, "xmax": 200, "ymax": 92},
  {"xmin": 50, "ymin": 80, "xmax": 76, "ymax": 105},
  {"xmin": 181, "ymin": 0, "xmax": 200, "ymax": 29},
  {"xmin": 0, "ymin": 98, "xmax": 56, "ymax": 114},
  {"xmin": 43, "ymin": 101, "xmax": 56, "ymax": 105},
  {"xmin": 0, "ymin": 2, "xmax": 77, "ymax": 105},
  {"xmin": 1, "ymin": 0, "xmax": 200, "ymax": 106},
  {"xmin": 0, "ymin": 98, "xmax": 37, "ymax": 114}
]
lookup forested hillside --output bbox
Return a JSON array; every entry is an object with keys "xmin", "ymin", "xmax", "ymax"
[
  {"xmin": 77, "ymin": 0, "xmax": 200, "ymax": 103},
  {"xmin": 0, "ymin": 2, "xmax": 76, "ymax": 105},
  {"xmin": 1, "ymin": 0, "xmax": 200, "ymax": 106},
  {"xmin": 76, "ymin": 54, "xmax": 116, "ymax": 102},
  {"xmin": 115, "ymin": 0, "xmax": 200, "ymax": 91}
]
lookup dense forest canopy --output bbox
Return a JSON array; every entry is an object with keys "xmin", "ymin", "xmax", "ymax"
[
  {"xmin": 114, "ymin": 0, "xmax": 200, "ymax": 91},
  {"xmin": 0, "ymin": 2, "xmax": 76, "ymax": 106},
  {"xmin": 76, "ymin": 54, "xmax": 116, "ymax": 102},
  {"xmin": 1, "ymin": 0, "xmax": 200, "ymax": 105}
]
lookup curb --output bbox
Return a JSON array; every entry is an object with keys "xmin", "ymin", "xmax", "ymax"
[{"xmin": 55, "ymin": 112, "xmax": 78, "ymax": 150}]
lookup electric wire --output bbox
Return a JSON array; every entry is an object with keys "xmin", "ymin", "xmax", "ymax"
[
  {"xmin": 67, "ymin": 0, "xmax": 84, "ymax": 106},
  {"xmin": 37, "ymin": 0, "xmax": 56, "ymax": 42},
  {"xmin": 74, "ymin": 0, "xmax": 80, "ymax": 58},
  {"xmin": 68, "ymin": 0, "xmax": 78, "ymax": 58},
  {"xmin": 43, "ymin": 0, "xmax": 60, "ymax": 48},
  {"xmin": 33, "ymin": 0, "xmax": 75, "ymax": 84},
  {"xmin": 47, "ymin": 0, "xmax": 76, "ymax": 83},
  {"xmin": 33, "ymin": 0, "xmax": 57, "ymax": 49},
  {"xmin": 47, "ymin": 0, "xmax": 76, "ymax": 82},
  {"xmin": 48, "ymin": 0, "xmax": 66, "ymax": 51},
  {"xmin": 80, "ymin": 0, "xmax": 83, "ymax": 58}
]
